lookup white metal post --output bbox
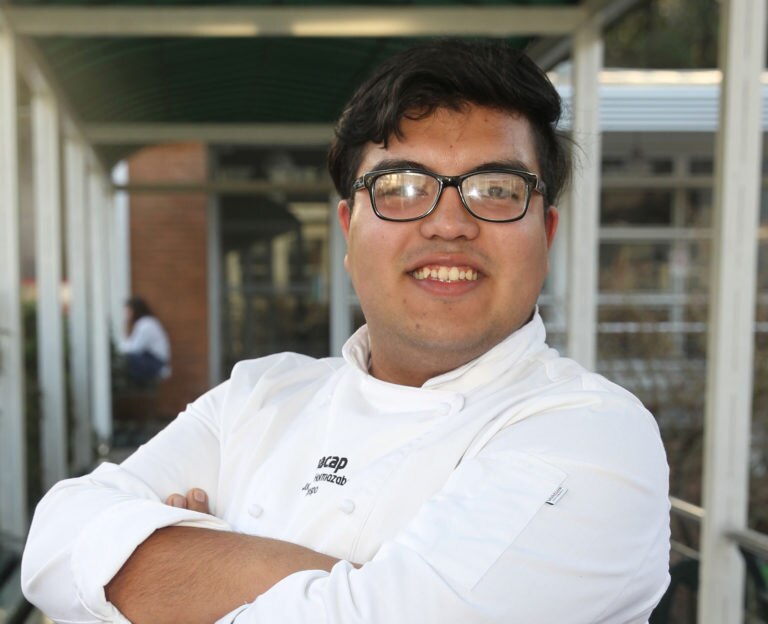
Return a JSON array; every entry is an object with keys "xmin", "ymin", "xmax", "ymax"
[
  {"xmin": 88, "ymin": 169, "xmax": 113, "ymax": 449},
  {"xmin": 64, "ymin": 135, "xmax": 93, "ymax": 472},
  {"xmin": 111, "ymin": 161, "xmax": 130, "ymax": 345},
  {"xmin": 698, "ymin": 0, "xmax": 766, "ymax": 621},
  {"xmin": 566, "ymin": 17, "xmax": 603, "ymax": 370},
  {"xmin": 32, "ymin": 84, "xmax": 68, "ymax": 488},
  {"xmin": 329, "ymin": 194, "xmax": 352, "ymax": 356},
  {"xmin": 0, "ymin": 15, "xmax": 27, "ymax": 542},
  {"xmin": 207, "ymin": 193, "xmax": 223, "ymax": 384},
  {"xmin": 548, "ymin": 192, "xmax": 569, "ymax": 340}
]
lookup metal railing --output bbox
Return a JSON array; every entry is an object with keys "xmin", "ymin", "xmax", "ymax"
[{"xmin": 671, "ymin": 496, "xmax": 768, "ymax": 559}]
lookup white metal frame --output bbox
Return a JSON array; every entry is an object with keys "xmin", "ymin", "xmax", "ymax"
[
  {"xmin": 0, "ymin": 15, "xmax": 27, "ymax": 545},
  {"xmin": 31, "ymin": 80, "xmax": 68, "ymax": 489},
  {"xmin": 207, "ymin": 192, "xmax": 223, "ymax": 385},
  {"xmin": 111, "ymin": 161, "xmax": 130, "ymax": 347},
  {"xmin": 7, "ymin": 6, "xmax": 587, "ymax": 37},
  {"xmin": 699, "ymin": 0, "xmax": 766, "ymax": 621},
  {"xmin": 88, "ymin": 171, "xmax": 114, "ymax": 449},
  {"xmin": 566, "ymin": 16, "xmax": 603, "ymax": 370},
  {"xmin": 64, "ymin": 136, "xmax": 94, "ymax": 472},
  {"xmin": 329, "ymin": 193, "xmax": 352, "ymax": 356}
]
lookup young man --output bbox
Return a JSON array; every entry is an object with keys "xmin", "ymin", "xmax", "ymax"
[{"xmin": 22, "ymin": 40, "xmax": 670, "ymax": 623}]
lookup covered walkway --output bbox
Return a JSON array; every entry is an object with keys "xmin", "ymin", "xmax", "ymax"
[{"xmin": 0, "ymin": 1, "xmax": 766, "ymax": 621}]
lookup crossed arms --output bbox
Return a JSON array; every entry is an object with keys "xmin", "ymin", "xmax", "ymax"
[{"xmin": 106, "ymin": 488, "xmax": 341, "ymax": 624}]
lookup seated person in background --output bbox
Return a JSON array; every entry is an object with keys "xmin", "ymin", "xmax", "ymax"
[
  {"xmin": 120, "ymin": 296, "xmax": 171, "ymax": 386},
  {"xmin": 22, "ymin": 40, "xmax": 670, "ymax": 624}
]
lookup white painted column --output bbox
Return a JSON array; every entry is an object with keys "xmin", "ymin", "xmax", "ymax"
[
  {"xmin": 549, "ymin": 192, "xmax": 569, "ymax": 338},
  {"xmin": 0, "ymin": 15, "xmax": 27, "ymax": 541},
  {"xmin": 329, "ymin": 194, "xmax": 352, "ymax": 356},
  {"xmin": 88, "ymin": 169, "xmax": 113, "ymax": 449},
  {"xmin": 207, "ymin": 194, "xmax": 223, "ymax": 384},
  {"xmin": 566, "ymin": 18, "xmax": 603, "ymax": 370},
  {"xmin": 698, "ymin": 0, "xmax": 766, "ymax": 621},
  {"xmin": 32, "ymin": 84, "xmax": 67, "ymax": 488},
  {"xmin": 64, "ymin": 135, "xmax": 93, "ymax": 472},
  {"xmin": 111, "ymin": 161, "xmax": 130, "ymax": 345}
]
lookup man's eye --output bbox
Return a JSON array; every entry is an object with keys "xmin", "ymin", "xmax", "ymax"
[
  {"xmin": 380, "ymin": 185, "xmax": 416, "ymax": 197},
  {"xmin": 486, "ymin": 186, "xmax": 511, "ymax": 199},
  {"xmin": 378, "ymin": 180, "xmax": 429, "ymax": 198}
]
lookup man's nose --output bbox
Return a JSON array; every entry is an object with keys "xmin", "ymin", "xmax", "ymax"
[{"xmin": 418, "ymin": 186, "xmax": 480, "ymax": 240}]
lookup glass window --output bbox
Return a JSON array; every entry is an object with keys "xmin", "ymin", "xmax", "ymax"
[
  {"xmin": 602, "ymin": 156, "xmax": 627, "ymax": 174},
  {"xmin": 219, "ymin": 197, "xmax": 330, "ymax": 375},
  {"xmin": 599, "ymin": 242, "xmax": 671, "ymax": 291},
  {"xmin": 650, "ymin": 158, "xmax": 674, "ymax": 174},
  {"xmin": 538, "ymin": 304, "xmax": 566, "ymax": 353},
  {"xmin": 751, "ymin": 240, "xmax": 768, "ymax": 532},
  {"xmin": 761, "ymin": 188, "xmax": 768, "ymax": 226},
  {"xmin": 599, "ymin": 241, "xmax": 710, "ymax": 294},
  {"xmin": 684, "ymin": 189, "xmax": 712, "ymax": 227},
  {"xmin": 601, "ymin": 189, "xmax": 674, "ymax": 225},
  {"xmin": 689, "ymin": 157, "xmax": 714, "ymax": 175}
]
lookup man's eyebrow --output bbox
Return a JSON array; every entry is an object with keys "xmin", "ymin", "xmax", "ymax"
[
  {"xmin": 366, "ymin": 159, "xmax": 426, "ymax": 172},
  {"xmin": 364, "ymin": 158, "xmax": 537, "ymax": 175},
  {"xmin": 465, "ymin": 159, "xmax": 536, "ymax": 174}
]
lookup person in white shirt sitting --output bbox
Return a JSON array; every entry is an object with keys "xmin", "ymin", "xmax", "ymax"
[{"xmin": 120, "ymin": 296, "xmax": 171, "ymax": 387}]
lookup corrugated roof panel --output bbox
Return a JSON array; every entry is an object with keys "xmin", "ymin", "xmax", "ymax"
[{"xmin": 559, "ymin": 84, "xmax": 768, "ymax": 132}]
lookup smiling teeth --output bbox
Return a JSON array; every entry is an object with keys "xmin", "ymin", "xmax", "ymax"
[{"xmin": 412, "ymin": 266, "xmax": 478, "ymax": 282}]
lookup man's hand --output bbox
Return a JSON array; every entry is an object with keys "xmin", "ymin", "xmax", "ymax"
[
  {"xmin": 104, "ymin": 489, "xmax": 342, "ymax": 624},
  {"xmin": 164, "ymin": 488, "xmax": 211, "ymax": 514}
]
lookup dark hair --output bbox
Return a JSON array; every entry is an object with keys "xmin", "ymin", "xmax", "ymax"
[
  {"xmin": 125, "ymin": 296, "xmax": 153, "ymax": 322},
  {"xmin": 328, "ymin": 39, "xmax": 571, "ymax": 207}
]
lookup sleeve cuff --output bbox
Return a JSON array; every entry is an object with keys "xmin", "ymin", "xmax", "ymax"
[{"xmin": 71, "ymin": 497, "xmax": 232, "ymax": 620}]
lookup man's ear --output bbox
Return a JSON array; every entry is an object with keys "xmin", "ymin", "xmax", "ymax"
[
  {"xmin": 338, "ymin": 199, "xmax": 352, "ymax": 273},
  {"xmin": 545, "ymin": 206, "xmax": 559, "ymax": 249},
  {"xmin": 338, "ymin": 199, "xmax": 352, "ymax": 242}
]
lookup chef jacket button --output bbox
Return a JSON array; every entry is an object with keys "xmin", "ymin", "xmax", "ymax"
[
  {"xmin": 248, "ymin": 503, "xmax": 264, "ymax": 518},
  {"xmin": 339, "ymin": 499, "xmax": 355, "ymax": 514}
]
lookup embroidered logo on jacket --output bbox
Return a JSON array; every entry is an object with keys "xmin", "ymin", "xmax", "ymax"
[{"xmin": 301, "ymin": 455, "xmax": 349, "ymax": 496}]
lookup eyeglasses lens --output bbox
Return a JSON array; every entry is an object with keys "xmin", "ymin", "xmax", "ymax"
[
  {"xmin": 462, "ymin": 173, "xmax": 528, "ymax": 220},
  {"xmin": 373, "ymin": 172, "xmax": 439, "ymax": 220},
  {"xmin": 372, "ymin": 171, "xmax": 529, "ymax": 221}
]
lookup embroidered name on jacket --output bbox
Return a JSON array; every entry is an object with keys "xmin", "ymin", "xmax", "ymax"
[{"xmin": 302, "ymin": 455, "xmax": 350, "ymax": 496}]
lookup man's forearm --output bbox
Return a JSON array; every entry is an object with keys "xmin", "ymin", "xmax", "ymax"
[{"xmin": 105, "ymin": 526, "xmax": 340, "ymax": 624}]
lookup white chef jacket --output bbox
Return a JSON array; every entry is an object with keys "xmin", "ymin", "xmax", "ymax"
[{"xmin": 21, "ymin": 312, "xmax": 670, "ymax": 623}]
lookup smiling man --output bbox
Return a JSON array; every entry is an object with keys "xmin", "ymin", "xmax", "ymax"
[
  {"xmin": 22, "ymin": 40, "xmax": 670, "ymax": 624},
  {"xmin": 339, "ymin": 105, "xmax": 558, "ymax": 386}
]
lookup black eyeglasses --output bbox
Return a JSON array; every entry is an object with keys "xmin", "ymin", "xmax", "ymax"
[{"xmin": 351, "ymin": 167, "xmax": 546, "ymax": 223}]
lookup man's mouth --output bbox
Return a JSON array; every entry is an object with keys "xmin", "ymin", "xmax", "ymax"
[{"xmin": 410, "ymin": 265, "xmax": 479, "ymax": 282}]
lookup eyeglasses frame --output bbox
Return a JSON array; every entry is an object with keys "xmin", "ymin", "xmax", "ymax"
[{"xmin": 351, "ymin": 167, "xmax": 547, "ymax": 223}]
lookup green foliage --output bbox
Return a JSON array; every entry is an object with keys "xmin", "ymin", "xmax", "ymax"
[{"xmin": 605, "ymin": 0, "xmax": 719, "ymax": 69}]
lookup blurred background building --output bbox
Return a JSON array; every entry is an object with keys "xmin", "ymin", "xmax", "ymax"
[{"xmin": 0, "ymin": 0, "xmax": 766, "ymax": 622}]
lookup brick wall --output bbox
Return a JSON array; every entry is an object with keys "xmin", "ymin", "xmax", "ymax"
[{"xmin": 126, "ymin": 143, "xmax": 209, "ymax": 419}]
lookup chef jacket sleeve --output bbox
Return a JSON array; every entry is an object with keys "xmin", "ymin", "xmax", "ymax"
[
  {"xmin": 215, "ymin": 402, "xmax": 671, "ymax": 624},
  {"xmin": 20, "ymin": 380, "xmax": 232, "ymax": 624}
]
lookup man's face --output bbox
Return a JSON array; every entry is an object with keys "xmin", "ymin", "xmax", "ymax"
[{"xmin": 338, "ymin": 105, "xmax": 558, "ymax": 386}]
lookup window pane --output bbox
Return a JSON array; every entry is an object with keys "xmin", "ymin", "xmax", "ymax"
[
  {"xmin": 689, "ymin": 157, "xmax": 714, "ymax": 175},
  {"xmin": 600, "ymin": 243, "xmax": 670, "ymax": 291},
  {"xmin": 761, "ymin": 189, "xmax": 768, "ymax": 226},
  {"xmin": 751, "ymin": 240, "xmax": 768, "ymax": 532},
  {"xmin": 600, "ymin": 241, "xmax": 710, "ymax": 293},
  {"xmin": 220, "ymin": 198, "xmax": 330, "ymax": 375},
  {"xmin": 601, "ymin": 189, "xmax": 674, "ymax": 225},
  {"xmin": 538, "ymin": 303, "xmax": 566, "ymax": 353},
  {"xmin": 684, "ymin": 189, "xmax": 712, "ymax": 227}
]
